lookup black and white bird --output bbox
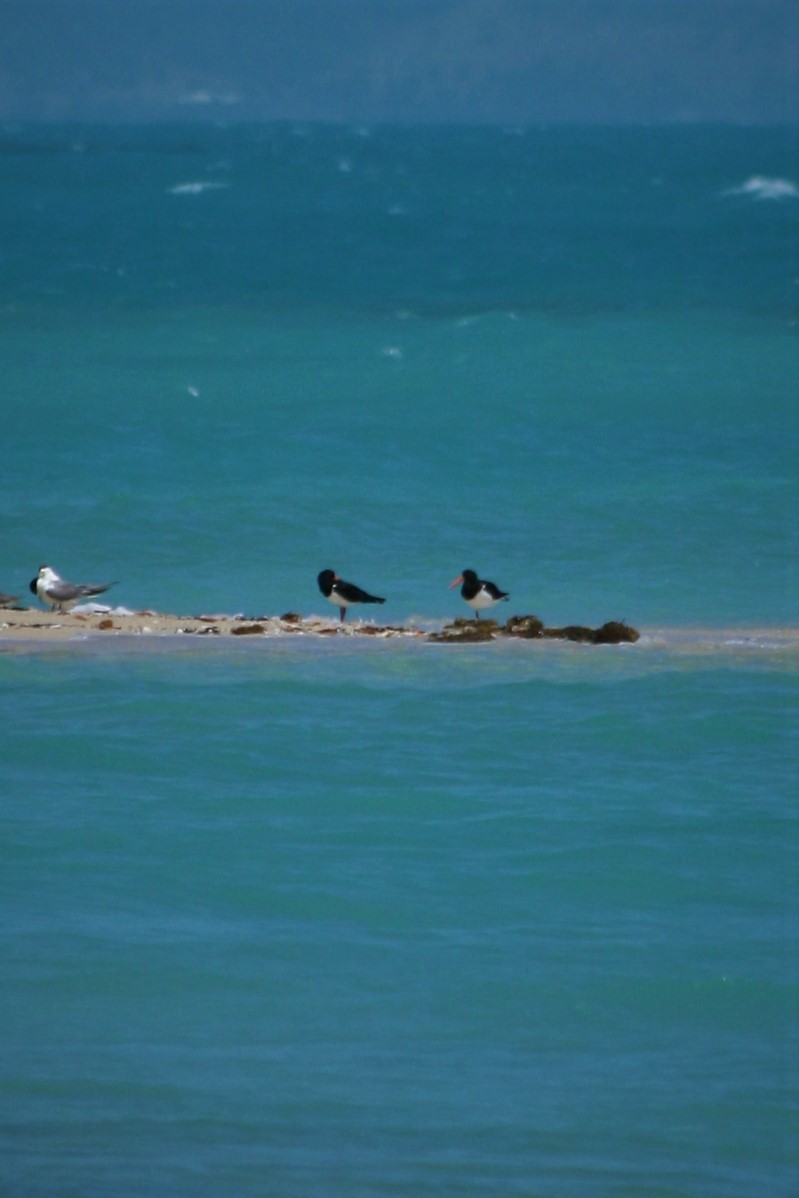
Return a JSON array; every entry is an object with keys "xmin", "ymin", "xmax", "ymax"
[
  {"xmin": 449, "ymin": 569, "xmax": 509, "ymax": 619},
  {"xmin": 317, "ymin": 569, "xmax": 385, "ymax": 623},
  {"xmin": 29, "ymin": 565, "xmax": 116, "ymax": 613}
]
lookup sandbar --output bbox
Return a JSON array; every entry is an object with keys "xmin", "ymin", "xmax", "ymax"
[{"xmin": 0, "ymin": 606, "xmax": 422, "ymax": 642}]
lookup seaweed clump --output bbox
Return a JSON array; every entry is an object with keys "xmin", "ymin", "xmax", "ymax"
[
  {"xmin": 504, "ymin": 615, "xmax": 545, "ymax": 638},
  {"xmin": 592, "ymin": 620, "xmax": 639, "ymax": 644},
  {"xmin": 428, "ymin": 617, "xmax": 500, "ymax": 644},
  {"xmin": 543, "ymin": 621, "xmax": 639, "ymax": 644},
  {"xmin": 428, "ymin": 615, "xmax": 639, "ymax": 645}
]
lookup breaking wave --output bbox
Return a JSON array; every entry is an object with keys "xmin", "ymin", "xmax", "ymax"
[{"xmin": 722, "ymin": 176, "xmax": 799, "ymax": 201}]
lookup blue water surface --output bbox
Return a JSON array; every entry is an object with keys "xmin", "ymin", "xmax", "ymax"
[{"xmin": 1, "ymin": 122, "xmax": 797, "ymax": 1196}]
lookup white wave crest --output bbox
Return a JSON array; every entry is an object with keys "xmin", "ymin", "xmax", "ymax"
[
  {"xmin": 167, "ymin": 181, "xmax": 230, "ymax": 196},
  {"xmin": 723, "ymin": 176, "xmax": 799, "ymax": 201}
]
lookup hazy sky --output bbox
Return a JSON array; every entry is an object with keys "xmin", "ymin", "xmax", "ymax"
[{"xmin": 1, "ymin": 0, "xmax": 796, "ymax": 124}]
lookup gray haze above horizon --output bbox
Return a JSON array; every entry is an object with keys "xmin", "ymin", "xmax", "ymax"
[{"xmin": 1, "ymin": 0, "xmax": 797, "ymax": 124}]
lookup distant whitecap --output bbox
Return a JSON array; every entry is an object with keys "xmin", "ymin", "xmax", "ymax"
[
  {"xmin": 179, "ymin": 90, "xmax": 240, "ymax": 107},
  {"xmin": 723, "ymin": 176, "xmax": 799, "ymax": 201},
  {"xmin": 167, "ymin": 181, "xmax": 229, "ymax": 196}
]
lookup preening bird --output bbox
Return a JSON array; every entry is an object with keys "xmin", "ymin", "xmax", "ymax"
[
  {"xmin": 317, "ymin": 569, "xmax": 385, "ymax": 623},
  {"xmin": 30, "ymin": 565, "xmax": 116, "ymax": 612}
]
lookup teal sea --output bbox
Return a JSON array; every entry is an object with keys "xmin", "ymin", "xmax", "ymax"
[{"xmin": 2, "ymin": 124, "xmax": 798, "ymax": 1195}]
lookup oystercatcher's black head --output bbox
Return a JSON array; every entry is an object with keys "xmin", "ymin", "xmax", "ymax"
[
  {"xmin": 449, "ymin": 569, "xmax": 477, "ymax": 590},
  {"xmin": 317, "ymin": 569, "xmax": 336, "ymax": 597}
]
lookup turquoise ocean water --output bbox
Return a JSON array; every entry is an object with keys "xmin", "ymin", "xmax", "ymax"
[{"xmin": 1, "ymin": 124, "xmax": 798, "ymax": 1195}]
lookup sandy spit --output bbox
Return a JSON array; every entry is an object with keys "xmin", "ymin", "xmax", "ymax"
[{"xmin": 0, "ymin": 607, "xmax": 424, "ymax": 642}]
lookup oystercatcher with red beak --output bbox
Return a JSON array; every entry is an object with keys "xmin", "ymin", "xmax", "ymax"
[
  {"xmin": 449, "ymin": 569, "xmax": 509, "ymax": 619},
  {"xmin": 317, "ymin": 569, "xmax": 386, "ymax": 623}
]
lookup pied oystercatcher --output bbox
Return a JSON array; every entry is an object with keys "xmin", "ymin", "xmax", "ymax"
[
  {"xmin": 317, "ymin": 569, "xmax": 385, "ymax": 623},
  {"xmin": 449, "ymin": 568, "xmax": 509, "ymax": 619}
]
